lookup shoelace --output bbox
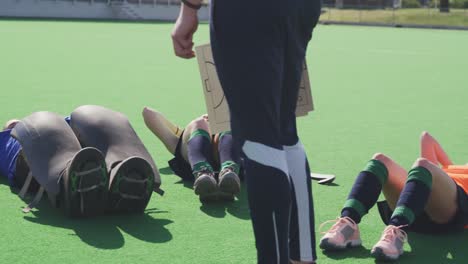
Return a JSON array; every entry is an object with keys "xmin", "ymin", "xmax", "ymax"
[
  {"xmin": 380, "ymin": 225, "xmax": 408, "ymax": 244},
  {"xmin": 194, "ymin": 165, "xmax": 214, "ymax": 177},
  {"xmin": 319, "ymin": 216, "xmax": 357, "ymax": 234},
  {"xmin": 220, "ymin": 166, "xmax": 234, "ymax": 175}
]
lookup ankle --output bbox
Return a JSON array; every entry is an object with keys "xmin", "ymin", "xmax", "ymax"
[
  {"xmin": 192, "ymin": 162, "xmax": 214, "ymax": 178},
  {"xmin": 220, "ymin": 161, "xmax": 240, "ymax": 174}
]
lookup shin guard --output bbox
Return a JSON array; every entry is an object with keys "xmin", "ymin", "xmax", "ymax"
[
  {"xmin": 70, "ymin": 105, "xmax": 161, "ymax": 213},
  {"xmin": 11, "ymin": 112, "xmax": 108, "ymax": 216}
]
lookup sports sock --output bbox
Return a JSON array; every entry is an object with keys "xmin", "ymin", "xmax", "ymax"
[
  {"xmin": 341, "ymin": 159, "xmax": 388, "ymax": 223},
  {"xmin": 389, "ymin": 166, "xmax": 432, "ymax": 226},
  {"xmin": 187, "ymin": 129, "xmax": 214, "ymax": 175},
  {"xmin": 218, "ymin": 131, "xmax": 240, "ymax": 174}
]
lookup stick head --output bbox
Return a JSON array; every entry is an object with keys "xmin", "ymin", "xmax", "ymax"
[{"xmin": 310, "ymin": 173, "xmax": 336, "ymax": 185}]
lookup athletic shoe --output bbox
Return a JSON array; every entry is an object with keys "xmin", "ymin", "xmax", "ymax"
[
  {"xmin": 62, "ymin": 147, "xmax": 108, "ymax": 217},
  {"xmin": 371, "ymin": 225, "xmax": 408, "ymax": 261},
  {"xmin": 193, "ymin": 167, "xmax": 218, "ymax": 202},
  {"xmin": 107, "ymin": 156, "xmax": 155, "ymax": 214},
  {"xmin": 319, "ymin": 217, "xmax": 362, "ymax": 250},
  {"xmin": 218, "ymin": 166, "xmax": 241, "ymax": 200}
]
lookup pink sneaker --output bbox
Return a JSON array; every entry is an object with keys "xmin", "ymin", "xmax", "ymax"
[
  {"xmin": 371, "ymin": 225, "xmax": 408, "ymax": 261},
  {"xmin": 319, "ymin": 217, "xmax": 362, "ymax": 250}
]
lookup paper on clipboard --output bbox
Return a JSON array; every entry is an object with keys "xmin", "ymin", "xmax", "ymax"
[{"xmin": 195, "ymin": 44, "xmax": 314, "ymax": 134}]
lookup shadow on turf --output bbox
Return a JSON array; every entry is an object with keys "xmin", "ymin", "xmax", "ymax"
[
  {"xmin": 173, "ymin": 171, "xmax": 338, "ymax": 221},
  {"xmin": 167, "ymin": 165, "xmax": 251, "ymax": 220},
  {"xmin": 199, "ymin": 184, "xmax": 250, "ymax": 220},
  {"xmin": 158, "ymin": 166, "xmax": 175, "ymax": 175},
  {"xmin": 322, "ymin": 245, "xmax": 370, "ymax": 261},
  {"xmin": 321, "ymin": 231, "xmax": 468, "ymax": 263},
  {"xmin": 319, "ymin": 182, "xmax": 340, "ymax": 187},
  {"xmin": 396, "ymin": 231, "xmax": 468, "ymax": 264},
  {"xmin": 21, "ymin": 200, "xmax": 173, "ymax": 249}
]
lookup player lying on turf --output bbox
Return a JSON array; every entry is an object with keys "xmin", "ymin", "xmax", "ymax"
[
  {"xmin": 319, "ymin": 131, "xmax": 468, "ymax": 261},
  {"xmin": 0, "ymin": 105, "xmax": 162, "ymax": 217},
  {"xmin": 142, "ymin": 106, "xmax": 241, "ymax": 201}
]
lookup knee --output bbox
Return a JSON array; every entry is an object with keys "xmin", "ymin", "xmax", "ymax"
[
  {"xmin": 72, "ymin": 105, "xmax": 127, "ymax": 127},
  {"xmin": 188, "ymin": 116, "xmax": 209, "ymax": 132},
  {"xmin": 74, "ymin": 105, "xmax": 100, "ymax": 115},
  {"xmin": 420, "ymin": 131, "xmax": 432, "ymax": 142},
  {"xmin": 32, "ymin": 112, "xmax": 65, "ymax": 130},
  {"xmin": 412, "ymin": 158, "xmax": 435, "ymax": 179},
  {"xmin": 142, "ymin": 106, "xmax": 151, "ymax": 118},
  {"xmin": 142, "ymin": 106, "xmax": 155, "ymax": 121},
  {"xmin": 409, "ymin": 158, "xmax": 434, "ymax": 185},
  {"xmin": 420, "ymin": 131, "xmax": 430, "ymax": 139},
  {"xmin": 72, "ymin": 105, "xmax": 103, "ymax": 124},
  {"xmin": 413, "ymin": 157, "xmax": 434, "ymax": 171},
  {"xmin": 372, "ymin": 153, "xmax": 391, "ymax": 164}
]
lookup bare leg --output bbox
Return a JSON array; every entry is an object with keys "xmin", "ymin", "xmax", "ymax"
[
  {"xmin": 369, "ymin": 157, "xmax": 459, "ymax": 261},
  {"xmin": 373, "ymin": 153, "xmax": 408, "ymax": 210},
  {"xmin": 319, "ymin": 153, "xmax": 408, "ymax": 252},
  {"xmin": 181, "ymin": 116, "xmax": 217, "ymax": 199},
  {"xmin": 413, "ymin": 158, "xmax": 458, "ymax": 223},
  {"xmin": 420, "ymin": 131, "xmax": 453, "ymax": 167},
  {"xmin": 142, "ymin": 107, "xmax": 181, "ymax": 155}
]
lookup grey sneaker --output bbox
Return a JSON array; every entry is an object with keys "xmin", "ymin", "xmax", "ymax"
[
  {"xmin": 218, "ymin": 167, "xmax": 241, "ymax": 200},
  {"xmin": 193, "ymin": 168, "xmax": 218, "ymax": 201}
]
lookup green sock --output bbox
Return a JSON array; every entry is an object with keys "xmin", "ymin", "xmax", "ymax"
[
  {"xmin": 192, "ymin": 161, "xmax": 214, "ymax": 176},
  {"xmin": 221, "ymin": 161, "xmax": 240, "ymax": 174}
]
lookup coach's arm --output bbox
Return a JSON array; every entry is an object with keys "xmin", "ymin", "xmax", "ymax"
[{"xmin": 171, "ymin": 0, "xmax": 203, "ymax": 59}]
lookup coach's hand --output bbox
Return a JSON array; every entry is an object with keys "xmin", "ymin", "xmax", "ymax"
[{"xmin": 172, "ymin": 5, "xmax": 199, "ymax": 59}]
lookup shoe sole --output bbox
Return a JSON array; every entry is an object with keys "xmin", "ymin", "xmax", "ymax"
[
  {"xmin": 320, "ymin": 238, "xmax": 362, "ymax": 251},
  {"xmin": 216, "ymin": 192, "xmax": 236, "ymax": 202},
  {"xmin": 63, "ymin": 147, "xmax": 108, "ymax": 217},
  {"xmin": 194, "ymin": 175, "xmax": 218, "ymax": 202},
  {"xmin": 218, "ymin": 171, "xmax": 240, "ymax": 200},
  {"xmin": 108, "ymin": 157, "xmax": 154, "ymax": 214},
  {"xmin": 371, "ymin": 247, "xmax": 401, "ymax": 261}
]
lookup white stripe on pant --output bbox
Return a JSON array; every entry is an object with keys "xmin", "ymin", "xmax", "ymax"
[{"xmin": 285, "ymin": 141, "xmax": 314, "ymax": 262}]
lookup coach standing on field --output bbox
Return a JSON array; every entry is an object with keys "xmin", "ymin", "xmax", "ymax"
[{"xmin": 171, "ymin": 0, "xmax": 321, "ymax": 263}]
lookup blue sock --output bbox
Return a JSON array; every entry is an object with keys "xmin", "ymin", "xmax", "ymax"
[
  {"xmin": 389, "ymin": 166, "xmax": 432, "ymax": 226},
  {"xmin": 341, "ymin": 159, "xmax": 388, "ymax": 223},
  {"xmin": 218, "ymin": 131, "xmax": 240, "ymax": 174},
  {"xmin": 187, "ymin": 129, "xmax": 214, "ymax": 174}
]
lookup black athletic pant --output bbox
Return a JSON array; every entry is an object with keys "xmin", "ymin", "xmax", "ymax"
[{"xmin": 210, "ymin": 0, "xmax": 321, "ymax": 263}]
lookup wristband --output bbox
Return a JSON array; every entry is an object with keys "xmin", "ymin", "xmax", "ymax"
[{"xmin": 182, "ymin": 0, "xmax": 202, "ymax": 10}]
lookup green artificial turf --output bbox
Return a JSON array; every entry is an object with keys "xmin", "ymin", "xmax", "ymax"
[{"xmin": 0, "ymin": 20, "xmax": 468, "ymax": 264}]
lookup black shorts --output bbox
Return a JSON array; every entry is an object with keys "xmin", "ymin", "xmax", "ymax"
[
  {"xmin": 168, "ymin": 131, "xmax": 243, "ymax": 181},
  {"xmin": 167, "ymin": 130, "xmax": 220, "ymax": 181},
  {"xmin": 377, "ymin": 184, "xmax": 468, "ymax": 234},
  {"xmin": 12, "ymin": 151, "xmax": 40, "ymax": 192},
  {"xmin": 168, "ymin": 131, "xmax": 194, "ymax": 181}
]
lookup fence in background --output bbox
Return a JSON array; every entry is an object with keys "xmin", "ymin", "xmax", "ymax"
[
  {"xmin": 320, "ymin": 1, "xmax": 468, "ymax": 29},
  {"xmin": 0, "ymin": 0, "xmax": 209, "ymax": 21}
]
